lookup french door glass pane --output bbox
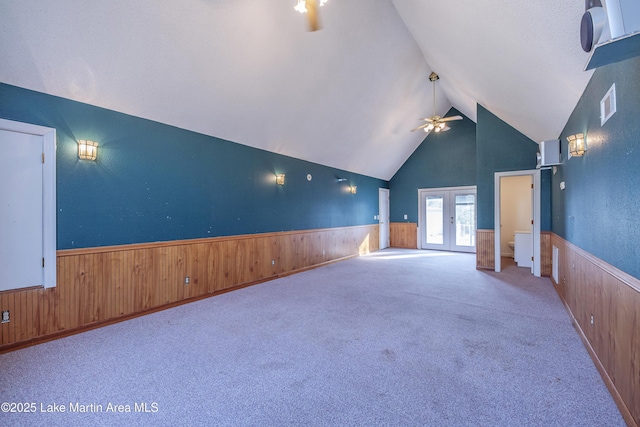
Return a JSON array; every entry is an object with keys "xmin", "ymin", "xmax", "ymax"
[
  {"xmin": 426, "ymin": 196, "xmax": 444, "ymax": 244},
  {"xmin": 455, "ymin": 194, "xmax": 476, "ymax": 247}
]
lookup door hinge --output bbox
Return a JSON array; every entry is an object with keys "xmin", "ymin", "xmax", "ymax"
[
  {"xmin": 42, "ymin": 258, "xmax": 45, "ymax": 268},
  {"xmin": 531, "ymin": 220, "xmax": 534, "ymax": 225},
  {"xmin": 531, "ymin": 256, "xmax": 534, "ymax": 261},
  {"xmin": 531, "ymin": 183, "xmax": 534, "ymax": 189},
  {"xmin": 42, "ymin": 153, "xmax": 45, "ymax": 164}
]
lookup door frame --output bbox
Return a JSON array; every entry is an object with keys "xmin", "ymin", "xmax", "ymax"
[
  {"xmin": 378, "ymin": 188, "xmax": 390, "ymax": 249},
  {"xmin": 494, "ymin": 169, "xmax": 540, "ymax": 277},
  {"xmin": 0, "ymin": 118, "xmax": 57, "ymax": 288},
  {"xmin": 417, "ymin": 185, "xmax": 477, "ymax": 252}
]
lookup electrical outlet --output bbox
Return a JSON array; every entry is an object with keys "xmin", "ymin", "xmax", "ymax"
[
  {"xmin": 1, "ymin": 310, "xmax": 9, "ymax": 323},
  {"xmin": 271, "ymin": 260, "xmax": 275, "ymax": 265},
  {"xmin": 184, "ymin": 276, "xmax": 190, "ymax": 285},
  {"xmin": 590, "ymin": 315, "xmax": 594, "ymax": 326}
]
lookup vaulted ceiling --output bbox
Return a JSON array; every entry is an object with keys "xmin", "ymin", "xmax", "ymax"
[{"xmin": 0, "ymin": 0, "xmax": 594, "ymax": 180}]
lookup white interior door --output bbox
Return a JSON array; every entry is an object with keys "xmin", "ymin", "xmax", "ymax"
[
  {"xmin": 0, "ymin": 129, "xmax": 44, "ymax": 291},
  {"xmin": 419, "ymin": 186, "xmax": 476, "ymax": 253},
  {"xmin": 379, "ymin": 188, "xmax": 390, "ymax": 249}
]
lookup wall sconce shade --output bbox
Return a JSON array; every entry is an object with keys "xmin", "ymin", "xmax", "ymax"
[
  {"xmin": 350, "ymin": 186, "xmax": 357, "ymax": 194},
  {"xmin": 276, "ymin": 174, "xmax": 285, "ymax": 185},
  {"xmin": 77, "ymin": 140, "xmax": 98, "ymax": 160},
  {"xmin": 567, "ymin": 133, "xmax": 587, "ymax": 157}
]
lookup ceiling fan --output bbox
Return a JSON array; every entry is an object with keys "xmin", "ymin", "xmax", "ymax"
[
  {"xmin": 411, "ymin": 72, "xmax": 462, "ymax": 133},
  {"xmin": 294, "ymin": 0, "xmax": 328, "ymax": 32}
]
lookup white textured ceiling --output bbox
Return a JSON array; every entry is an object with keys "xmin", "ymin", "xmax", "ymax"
[{"xmin": 0, "ymin": 0, "xmax": 593, "ymax": 180}]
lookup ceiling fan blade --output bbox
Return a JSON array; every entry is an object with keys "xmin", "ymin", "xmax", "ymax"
[
  {"xmin": 306, "ymin": 0, "xmax": 320, "ymax": 31},
  {"xmin": 419, "ymin": 116, "xmax": 439, "ymax": 122},
  {"xmin": 410, "ymin": 123, "xmax": 430, "ymax": 132},
  {"xmin": 439, "ymin": 115, "xmax": 463, "ymax": 122}
]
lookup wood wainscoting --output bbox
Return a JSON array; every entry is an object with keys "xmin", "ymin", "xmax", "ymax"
[
  {"xmin": 476, "ymin": 229, "xmax": 552, "ymax": 276},
  {"xmin": 390, "ymin": 222, "xmax": 417, "ymax": 249},
  {"xmin": 476, "ymin": 229, "xmax": 495, "ymax": 269},
  {"xmin": 551, "ymin": 234, "xmax": 640, "ymax": 427},
  {"xmin": 540, "ymin": 232, "xmax": 552, "ymax": 277},
  {"xmin": 0, "ymin": 225, "xmax": 379, "ymax": 352}
]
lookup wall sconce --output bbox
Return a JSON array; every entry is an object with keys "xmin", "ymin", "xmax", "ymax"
[
  {"xmin": 567, "ymin": 133, "xmax": 587, "ymax": 158},
  {"xmin": 350, "ymin": 186, "xmax": 357, "ymax": 194},
  {"xmin": 276, "ymin": 174, "xmax": 285, "ymax": 185},
  {"xmin": 77, "ymin": 140, "xmax": 98, "ymax": 160}
]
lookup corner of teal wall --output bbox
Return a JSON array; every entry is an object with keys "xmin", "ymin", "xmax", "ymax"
[
  {"xmin": 552, "ymin": 55, "xmax": 640, "ymax": 279},
  {"xmin": 389, "ymin": 108, "xmax": 476, "ymax": 223},
  {"xmin": 476, "ymin": 104, "xmax": 540, "ymax": 230}
]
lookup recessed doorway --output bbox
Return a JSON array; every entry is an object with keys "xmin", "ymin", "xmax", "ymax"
[{"xmin": 494, "ymin": 169, "xmax": 540, "ymax": 277}]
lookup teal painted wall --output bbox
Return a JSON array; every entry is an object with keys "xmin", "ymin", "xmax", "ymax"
[
  {"xmin": 389, "ymin": 108, "xmax": 476, "ymax": 222},
  {"xmin": 553, "ymin": 55, "xmax": 640, "ymax": 280},
  {"xmin": 476, "ymin": 105, "xmax": 551, "ymax": 230},
  {"xmin": 0, "ymin": 83, "xmax": 386, "ymax": 250}
]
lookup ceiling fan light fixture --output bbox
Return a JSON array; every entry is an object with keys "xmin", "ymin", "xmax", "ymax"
[{"xmin": 411, "ymin": 72, "xmax": 463, "ymax": 134}]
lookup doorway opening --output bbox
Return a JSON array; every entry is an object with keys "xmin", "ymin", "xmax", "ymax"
[{"xmin": 494, "ymin": 170, "xmax": 540, "ymax": 277}]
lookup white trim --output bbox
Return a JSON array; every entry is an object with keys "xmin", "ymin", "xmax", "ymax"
[
  {"xmin": 494, "ymin": 169, "xmax": 541, "ymax": 277},
  {"xmin": 0, "ymin": 118, "xmax": 57, "ymax": 288}
]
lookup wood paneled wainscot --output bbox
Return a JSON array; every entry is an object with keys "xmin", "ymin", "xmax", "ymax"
[
  {"xmin": 0, "ymin": 225, "xmax": 379, "ymax": 352},
  {"xmin": 551, "ymin": 234, "xmax": 640, "ymax": 427},
  {"xmin": 390, "ymin": 222, "xmax": 417, "ymax": 249},
  {"xmin": 476, "ymin": 229, "xmax": 495, "ymax": 269}
]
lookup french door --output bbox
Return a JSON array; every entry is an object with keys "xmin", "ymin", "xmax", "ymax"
[{"xmin": 418, "ymin": 186, "xmax": 476, "ymax": 253}]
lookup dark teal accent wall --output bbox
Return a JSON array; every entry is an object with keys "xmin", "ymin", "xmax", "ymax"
[
  {"xmin": 388, "ymin": 108, "xmax": 476, "ymax": 222},
  {"xmin": 476, "ymin": 105, "xmax": 551, "ymax": 230},
  {"xmin": 553, "ymin": 55, "xmax": 640, "ymax": 280},
  {"xmin": 0, "ymin": 83, "xmax": 386, "ymax": 250}
]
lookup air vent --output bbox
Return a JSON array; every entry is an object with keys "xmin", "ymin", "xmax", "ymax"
[{"xmin": 600, "ymin": 83, "xmax": 616, "ymax": 125}]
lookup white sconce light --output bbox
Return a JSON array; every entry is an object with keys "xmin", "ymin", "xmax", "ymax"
[
  {"xmin": 350, "ymin": 186, "xmax": 357, "ymax": 194},
  {"xmin": 77, "ymin": 140, "xmax": 98, "ymax": 160},
  {"xmin": 567, "ymin": 133, "xmax": 587, "ymax": 158},
  {"xmin": 276, "ymin": 174, "xmax": 285, "ymax": 185}
]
